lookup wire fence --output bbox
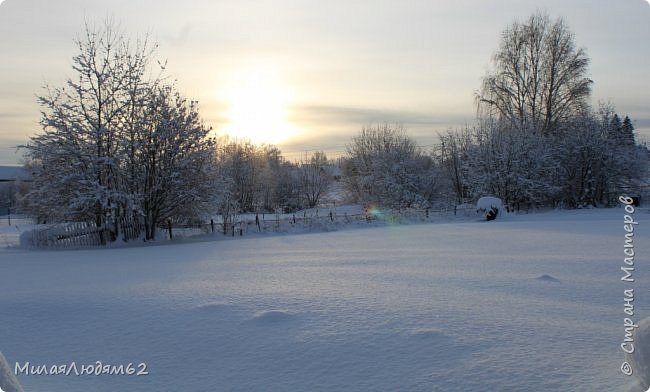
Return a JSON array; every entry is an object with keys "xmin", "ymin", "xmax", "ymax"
[{"xmin": 21, "ymin": 205, "xmax": 479, "ymax": 249}]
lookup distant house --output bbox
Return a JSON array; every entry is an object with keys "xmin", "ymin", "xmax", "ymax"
[{"xmin": 0, "ymin": 166, "xmax": 29, "ymax": 212}]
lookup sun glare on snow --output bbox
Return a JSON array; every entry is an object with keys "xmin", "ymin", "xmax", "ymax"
[{"xmin": 221, "ymin": 66, "xmax": 298, "ymax": 145}]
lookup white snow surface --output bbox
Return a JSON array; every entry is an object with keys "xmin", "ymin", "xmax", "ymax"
[
  {"xmin": 0, "ymin": 208, "xmax": 648, "ymax": 391},
  {"xmin": 476, "ymin": 196, "xmax": 503, "ymax": 211}
]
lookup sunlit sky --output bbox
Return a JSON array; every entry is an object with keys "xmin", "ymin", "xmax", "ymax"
[{"xmin": 0, "ymin": 0, "xmax": 649, "ymax": 165}]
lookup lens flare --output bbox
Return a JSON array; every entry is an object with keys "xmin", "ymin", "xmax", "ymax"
[{"xmin": 365, "ymin": 203, "xmax": 383, "ymax": 220}]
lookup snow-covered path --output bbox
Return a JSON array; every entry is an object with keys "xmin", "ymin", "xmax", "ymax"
[{"xmin": 1, "ymin": 209, "xmax": 647, "ymax": 391}]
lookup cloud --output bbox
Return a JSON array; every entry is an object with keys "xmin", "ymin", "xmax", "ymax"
[
  {"xmin": 276, "ymin": 104, "xmax": 475, "ymax": 158},
  {"xmin": 291, "ymin": 104, "xmax": 472, "ymax": 129},
  {"xmin": 163, "ymin": 23, "xmax": 193, "ymax": 47}
]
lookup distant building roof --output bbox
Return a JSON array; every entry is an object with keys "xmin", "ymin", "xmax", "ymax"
[{"xmin": 0, "ymin": 166, "xmax": 28, "ymax": 182}]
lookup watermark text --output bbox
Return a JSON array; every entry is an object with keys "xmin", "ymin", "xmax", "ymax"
[
  {"xmin": 14, "ymin": 361, "xmax": 149, "ymax": 377},
  {"xmin": 619, "ymin": 195, "xmax": 639, "ymax": 376}
]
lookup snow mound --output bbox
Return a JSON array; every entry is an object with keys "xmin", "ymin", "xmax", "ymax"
[
  {"xmin": 535, "ymin": 274, "xmax": 561, "ymax": 283},
  {"xmin": 476, "ymin": 196, "xmax": 503, "ymax": 212},
  {"xmin": 250, "ymin": 309, "xmax": 294, "ymax": 322},
  {"xmin": 627, "ymin": 317, "xmax": 650, "ymax": 390},
  {"xmin": 0, "ymin": 352, "xmax": 24, "ymax": 392},
  {"xmin": 18, "ymin": 230, "xmax": 33, "ymax": 248}
]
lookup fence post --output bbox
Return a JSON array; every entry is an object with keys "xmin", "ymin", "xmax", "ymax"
[
  {"xmin": 168, "ymin": 219, "xmax": 173, "ymax": 240},
  {"xmin": 211, "ymin": 219, "xmax": 215, "ymax": 233}
]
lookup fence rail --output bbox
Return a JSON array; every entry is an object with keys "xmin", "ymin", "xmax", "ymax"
[
  {"xmin": 28, "ymin": 222, "xmax": 104, "ymax": 248},
  {"xmin": 190, "ymin": 205, "xmax": 478, "ymax": 238},
  {"xmin": 23, "ymin": 205, "xmax": 479, "ymax": 249}
]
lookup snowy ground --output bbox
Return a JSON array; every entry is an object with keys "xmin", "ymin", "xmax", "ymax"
[{"xmin": 1, "ymin": 208, "xmax": 648, "ymax": 391}]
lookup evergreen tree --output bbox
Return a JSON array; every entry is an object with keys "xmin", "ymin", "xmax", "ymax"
[
  {"xmin": 621, "ymin": 116, "xmax": 636, "ymax": 146},
  {"xmin": 607, "ymin": 113, "xmax": 622, "ymax": 144}
]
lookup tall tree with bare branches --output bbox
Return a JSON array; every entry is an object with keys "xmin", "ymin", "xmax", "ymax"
[{"xmin": 477, "ymin": 12, "xmax": 592, "ymax": 134}]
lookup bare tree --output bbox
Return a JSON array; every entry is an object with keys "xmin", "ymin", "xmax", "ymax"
[
  {"xmin": 214, "ymin": 139, "xmax": 302, "ymax": 213},
  {"xmin": 436, "ymin": 128, "xmax": 473, "ymax": 205},
  {"xmin": 477, "ymin": 12, "xmax": 592, "ymax": 134},
  {"xmin": 297, "ymin": 151, "xmax": 333, "ymax": 208}
]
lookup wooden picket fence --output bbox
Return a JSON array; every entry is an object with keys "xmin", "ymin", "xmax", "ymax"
[
  {"xmin": 26, "ymin": 219, "xmax": 144, "ymax": 249},
  {"xmin": 28, "ymin": 222, "xmax": 106, "ymax": 248}
]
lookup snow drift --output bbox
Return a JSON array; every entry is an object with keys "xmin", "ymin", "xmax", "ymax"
[
  {"xmin": 0, "ymin": 352, "xmax": 23, "ymax": 392},
  {"xmin": 1, "ymin": 208, "xmax": 646, "ymax": 391},
  {"xmin": 627, "ymin": 317, "xmax": 650, "ymax": 391}
]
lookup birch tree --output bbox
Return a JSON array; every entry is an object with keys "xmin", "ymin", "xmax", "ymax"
[{"xmin": 477, "ymin": 12, "xmax": 592, "ymax": 134}]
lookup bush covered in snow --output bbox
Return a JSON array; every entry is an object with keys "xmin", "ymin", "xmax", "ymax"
[
  {"xmin": 476, "ymin": 196, "xmax": 502, "ymax": 221},
  {"xmin": 342, "ymin": 124, "xmax": 441, "ymax": 209}
]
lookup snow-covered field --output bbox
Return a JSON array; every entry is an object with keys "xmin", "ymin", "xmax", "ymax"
[{"xmin": 1, "ymin": 208, "xmax": 648, "ymax": 391}]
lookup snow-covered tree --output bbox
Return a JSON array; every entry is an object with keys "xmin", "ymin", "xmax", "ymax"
[
  {"xmin": 436, "ymin": 128, "xmax": 473, "ymax": 205},
  {"xmin": 594, "ymin": 106, "xmax": 646, "ymax": 206},
  {"xmin": 22, "ymin": 21, "xmax": 217, "ymax": 242},
  {"xmin": 621, "ymin": 115, "xmax": 636, "ymax": 147},
  {"xmin": 544, "ymin": 114, "xmax": 602, "ymax": 207},
  {"xmin": 462, "ymin": 120, "xmax": 559, "ymax": 209},
  {"xmin": 214, "ymin": 139, "xmax": 301, "ymax": 214},
  {"xmin": 23, "ymin": 21, "xmax": 158, "ymax": 239},
  {"xmin": 344, "ymin": 124, "xmax": 437, "ymax": 208},
  {"xmin": 137, "ymin": 85, "xmax": 216, "ymax": 240},
  {"xmin": 297, "ymin": 151, "xmax": 333, "ymax": 208},
  {"xmin": 215, "ymin": 140, "xmax": 263, "ymax": 213}
]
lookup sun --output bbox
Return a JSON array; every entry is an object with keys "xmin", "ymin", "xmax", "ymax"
[{"xmin": 222, "ymin": 66, "xmax": 298, "ymax": 145}]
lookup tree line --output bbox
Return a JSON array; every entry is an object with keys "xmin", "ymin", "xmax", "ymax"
[
  {"xmin": 19, "ymin": 13, "xmax": 648, "ymax": 243},
  {"xmin": 19, "ymin": 21, "xmax": 333, "ymax": 241},
  {"xmin": 343, "ymin": 12, "xmax": 647, "ymax": 210}
]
